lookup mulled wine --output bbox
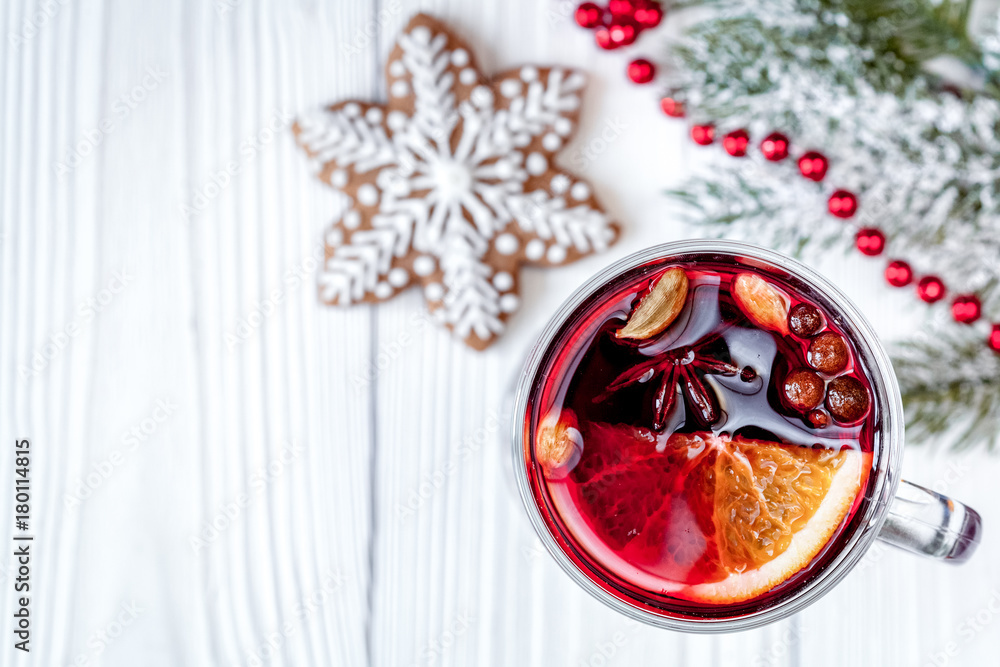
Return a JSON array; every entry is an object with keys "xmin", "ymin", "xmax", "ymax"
[{"xmin": 524, "ymin": 255, "xmax": 878, "ymax": 616}]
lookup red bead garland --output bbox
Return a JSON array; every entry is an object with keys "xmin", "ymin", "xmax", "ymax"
[
  {"xmin": 951, "ymin": 295, "xmax": 982, "ymax": 324},
  {"xmin": 798, "ymin": 151, "xmax": 829, "ymax": 182},
  {"xmin": 855, "ymin": 228, "xmax": 885, "ymax": 256},
  {"xmin": 885, "ymin": 260, "xmax": 913, "ymax": 287},
  {"xmin": 760, "ymin": 132, "xmax": 790, "ymax": 161},
  {"xmin": 575, "ymin": 2, "xmax": 603, "ymax": 28},
  {"xmin": 575, "ymin": 1, "xmax": 664, "ymax": 50},
  {"xmin": 627, "ymin": 58, "xmax": 656, "ymax": 84},
  {"xmin": 608, "ymin": 0, "xmax": 637, "ymax": 16},
  {"xmin": 634, "ymin": 2, "xmax": 664, "ymax": 28},
  {"xmin": 579, "ymin": 17, "xmax": 997, "ymax": 351},
  {"xmin": 989, "ymin": 324, "xmax": 1000, "ymax": 353},
  {"xmin": 828, "ymin": 190, "xmax": 858, "ymax": 218},
  {"xmin": 917, "ymin": 276, "xmax": 946, "ymax": 304},
  {"xmin": 594, "ymin": 27, "xmax": 614, "ymax": 50},
  {"xmin": 723, "ymin": 129, "xmax": 750, "ymax": 157},
  {"xmin": 607, "ymin": 21, "xmax": 637, "ymax": 47},
  {"xmin": 691, "ymin": 124, "xmax": 715, "ymax": 145},
  {"xmin": 660, "ymin": 97, "xmax": 685, "ymax": 118}
]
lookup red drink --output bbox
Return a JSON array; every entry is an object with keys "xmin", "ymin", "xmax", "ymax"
[{"xmin": 524, "ymin": 256, "xmax": 878, "ymax": 617}]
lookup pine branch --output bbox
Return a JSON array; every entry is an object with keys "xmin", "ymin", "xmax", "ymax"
[
  {"xmin": 667, "ymin": 0, "xmax": 1000, "ymax": 312},
  {"xmin": 673, "ymin": 0, "xmax": 982, "ymax": 96},
  {"xmin": 666, "ymin": 0, "xmax": 1000, "ymax": 449},
  {"xmin": 893, "ymin": 325, "xmax": 1000, "ymax": 450}
]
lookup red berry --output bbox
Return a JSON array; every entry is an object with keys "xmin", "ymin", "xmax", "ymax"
[
  {"xmin": 594, "ymin": 27, "xmax": 615, "ymax": 50},
  {"xmin": 826, "ymin": 376, "xmax": 871, "ymax": 424},
  {"xmin": 608, "ymin": 21, "xmax": 637, "ymax": 47},
  {"xmin": 626, "ymin": 58, "xmax": 656, "ymax": 84},
  {"xmin": 855, "ymin": 228, "xmax": 885, "ymax": 256},
  {"xmin": 608, "ymin": 0, "xmax": 637, "ymax": 18},
  {"xmin": 808, "ymin": 409, "xmax": 830, "ymax": 429},
  {"xmin": 691, "ymin": 124, "xmax": 715, "ymax": 145},
  {"xmin": 760, "ymin": 132, "xmax": 790, "ymax": 161},
  {"xmin": 989, "ymin": 324, "xmax": 1000, "ymax": 353},
  {"xmin": 917, "ymin": 276, "xmax": 946, "ymax": 304},
  {"xmin": 828, "ymin": 190, "xmax": 858, "ymax": 218},
  {"xmin": 798, "ymin": 151, "xmax": 829, "ymax": 181},
  {"xmin": 885, "ymin": 260, "xmax": 913, "ymax": 287},
  {"xmin": 575, "ymin": 2, "xmax": 603, "ymax": 28},
  {"xmin": 951, "ymin": 294, "xmax": 982, "ymax": 324},
  {"xmin": 660, "ymin": 96, "xmax": 685, "ymax": 118},
  {"xmin": 722, "ymin": 129, "xmax": 750, "ymax": 157},
  {"xmin": 634, "ymin": 2, "xmax": 664, "ymax": 28}
]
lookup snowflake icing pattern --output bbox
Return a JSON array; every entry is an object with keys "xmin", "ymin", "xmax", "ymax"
[{"xmin": 294, "ymin": 14, "xmax": 619, "ymax": 349}]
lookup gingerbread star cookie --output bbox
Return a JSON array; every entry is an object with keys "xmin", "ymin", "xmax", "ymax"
[{"xmin": 294, "ymin": 13, "xmax": 620, "ymax": 350}]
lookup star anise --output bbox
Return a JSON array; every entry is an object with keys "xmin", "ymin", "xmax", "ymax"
[{"xmin": 595, "ymin": 342, "xmax": 738, "ymax": 432}]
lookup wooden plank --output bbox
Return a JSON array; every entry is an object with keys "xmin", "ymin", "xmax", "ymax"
[{"xmin": 2, "ymin": 0, "xmax": 1000, "ymax": 665}]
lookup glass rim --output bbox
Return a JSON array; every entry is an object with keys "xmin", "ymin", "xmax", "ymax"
[{"xmin": 510, "ymin": 239, "xmax": 904, "ymax": 633}]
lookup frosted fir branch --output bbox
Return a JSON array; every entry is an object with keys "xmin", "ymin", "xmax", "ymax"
[
  {"xmin": 665, "ymin": 0, "xmax": 1000, "ymax": 449},
  {"xmin": 673, "ymin": 0, "xmax": 982, "ymax": 97},
  {"xmin": 893, "ymin": 325, "xmax": 1000, "ymax": 451},
  {"xmin": 668, "ymin": 163, "xmax": 851, "ymax": 259},
  {"xmin": 666, "ymin": 1, "xmax": 1000, "ymax": 315}
]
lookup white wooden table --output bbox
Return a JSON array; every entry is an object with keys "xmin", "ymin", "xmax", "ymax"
[{"xmin": 3, "ymin": 1, "xmax": 999, "ymax": 665}]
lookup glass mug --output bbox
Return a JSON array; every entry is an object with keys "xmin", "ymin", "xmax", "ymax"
[{"xmin": 510, "ymin": 240, "xmax": 982, "ymax": 632}]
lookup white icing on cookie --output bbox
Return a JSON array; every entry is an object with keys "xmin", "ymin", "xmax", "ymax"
[
  {"xmin": 550, "ymin": 174, "xmax": 570, "ymax": 194},
  {"xmin": 357, "ymin": 183, "xmax": 379, "ymax": 207},
  {"xmin": 500, "ymin": 79, "xmax": 521, "ymax": 98},
  {"xmin": 499, "ymin": 294, "xmax": 521, "ymax": 313},
  {"xmin": 547, "ymin": 244, "xmax": 568, "ymax": 263},
  {"xmin": 331, "ymin": 169, "xmax": 349, "ymax": 188},
  {"xmin": 300, "ymin": 18, "xmax": 616, "ymax": 347},
  {"xmin": 413, "ymin": 255, "xmax": 436, "ymax": 277},
  {"xmin": 526, "ymin": 153, "xmax": 548, "ymax": 176},
  {"xmin": 390, "ymin": 80, "xmax": 410, "ymax": 97},
  {"xmin": 388, "ymin": 267, "xmax": 409, "ymax": 287},
  {"xmin": 493, "ymin": 271, "xmax": 514, "ymax": 291},
  {"xmin": 525, "ymin": 239, "xmax": 546, "ymax": 261},
  {"xmin": 542, "ymin": 133, "xmax": 562, "ymax": 152},
  {"xmin": 425, "ymin": 282, "xmax": 444, "ymax": 301},
  {"xmin": 495, "ymin": 233, "xmax": 519, "ymax": 255}
]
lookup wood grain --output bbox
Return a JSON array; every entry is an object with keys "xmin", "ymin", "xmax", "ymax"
[{"xmin": 1, "ymin": 1, "xmax": 998, "ymax": 666}]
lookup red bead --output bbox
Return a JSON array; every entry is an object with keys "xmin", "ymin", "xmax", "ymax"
[
  {"xmin": 627, "ymin": 58, "xmax": 656, "ymax": 84},
  {"xmin": 828, "ymin": 190, "xmax": 858, "ymax": 218},
  {"xmin": 594, "ymin": 27, "xmax": 615, "ymax": 50},
  {"xmin": 917, "ymin": 276, "xmax": 946, "ymax": 304},
  {"xmin": 989, "ymin": 324, "xmax": 1000, "ymax": 353},
  {"xmin": 885, "ymin": 260, "xmax": 913, "ymax": 287},
  {"xmin": 607, "ymin": 21, "xmax": 637, "ymax": 47},
  {"xmin": 660, "ymin": 96, "xmax": 685, "ymax": 118},
  {"xmin": 722, "ymin": 129, "xmax": 750, "ymax": 157},
  {"xmin": 634, "ymin": 1, "xmax": 664, "ymax": 28},
  {"xmin": 575, "ymin": 2, "xmax": 603, "ymax": 28},
  {"xmin": 691, "ymin": 124, "xmax": 715, "ymax": 145},
  {"xmin": 951, "ymin": 294, "xmax": 982, "ymax": 324},
  {"xmin": 608, "ymin": 0, "xmax": 637, "ymax": 18},
  {"xmin": 798, "ymin": 151, "xmax": 829, "ymax": 182},
  {"xmin": 760, "ymin": 132, "xmax": 790, "ymax": 161},
  {"xmin": 855, "ymin": 228, "xmax": 885, "ymax": 256}
]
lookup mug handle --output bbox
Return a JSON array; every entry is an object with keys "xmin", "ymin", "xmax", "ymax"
[{"xmin": 876, "ymin": 480, "xmax": 982, "ymax": 563}]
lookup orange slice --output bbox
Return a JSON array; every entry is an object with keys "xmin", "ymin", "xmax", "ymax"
[
  {"xmin": 687, "ymin": 436, "xmax": 869, "ymax": 603},
  {"xmin": 545, "ymin": 426, "xmax": 871, "ymax": 604}
]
